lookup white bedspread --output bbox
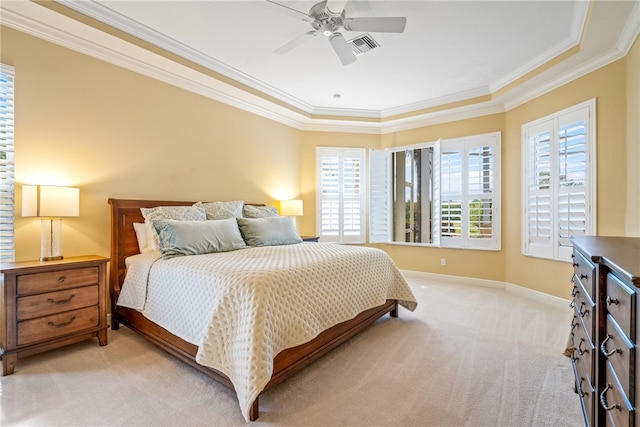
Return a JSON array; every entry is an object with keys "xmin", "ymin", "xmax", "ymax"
[{"xmin": 118, "ymin": 242, "xmax": 417, "ymax": 421}]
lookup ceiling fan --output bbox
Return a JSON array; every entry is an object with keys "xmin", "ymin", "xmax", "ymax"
[{"xmin": 267, "ymin": 0, "xmax": 407, "ymax": 65}]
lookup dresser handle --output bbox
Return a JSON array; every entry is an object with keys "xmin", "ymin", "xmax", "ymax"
[
  {"xmin": 600, "ymin": 384, "xmax": 620, "ymax": 411},
  {"xmin": 577, "ymin": 302, "xmax": 588, "ymax": 318},
  {"xmin": 600, "ymin": 335, "xmax": 621, "ymax": 357},
  {"xmin": 606, "ymin": 296, "xmax": 619, "ymax": 306},
  {"xmin": 47, "ymin": 316, "xmax": 76, "ymax": 329},
  {"xmin": 47, "ymin": 294, "xmax": 75, "ymax": 305},
  {"xmin": 573, "ymin": 262, "xmax": 579, "ymax": 267},
  {"xmin": 58, "ymin": 276, "xmax": 66, "ymax": 283},
  {"xmin": 580, "ymin": 274, "xmax": 588, "ymax": 280},
  {"xmin": 576, "ymin": 378, "xmax": 585, "ymax": 397},
  {"xmin": 577, "ymin": 338, "xmax": 587, "ymax": 356},
  {"xmin": 571, "ymin": 286, "xmax": 579, "ymax": 298}
]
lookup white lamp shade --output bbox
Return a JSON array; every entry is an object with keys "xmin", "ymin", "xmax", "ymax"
[
  {"xmin": 280, "ymin": 199, "xmax": 303, "ymax": 217},
  {"xmin": 22, "ymin": 185, "xmax": 79, "ymax": 217}
]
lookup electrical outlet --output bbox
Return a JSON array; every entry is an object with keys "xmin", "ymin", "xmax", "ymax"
[{"xmin": 440, "ymin": 258, "xmax": 446, "ymax": 266}]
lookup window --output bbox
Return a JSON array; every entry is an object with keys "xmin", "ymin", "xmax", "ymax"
[
  {"xmin": 316, "ymin": 147, "xmax": 366, "ymax": 243},
  {"xmin": 370, "ymin": 132, "xmax": 501, "ymax": 250},
  {"xmin": 522, "ymin": 99, "xmax": 595, "ymax": 262},
  {"xmin": 0, "ymin": 65, "xmax": 14, "ymax": 261}
]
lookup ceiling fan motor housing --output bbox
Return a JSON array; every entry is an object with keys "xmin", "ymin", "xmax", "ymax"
[{"xmin": 309, "ymin": 1, "xmax": 345, "ymax": 36}]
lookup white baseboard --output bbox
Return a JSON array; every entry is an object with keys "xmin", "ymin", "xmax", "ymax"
[{"xmin": 400, "ymin": 269, "xmax": 572, "ymax": 312}]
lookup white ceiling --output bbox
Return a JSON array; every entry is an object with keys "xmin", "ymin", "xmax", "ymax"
[{"xmin": 2, "ymin": 0, "xmax": 639, "ymax": 131}]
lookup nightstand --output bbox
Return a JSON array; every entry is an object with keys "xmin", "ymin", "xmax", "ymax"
[
  {"xmin": 301, "ymin": 236, "xmax": 319, "ymax": 242},
  {"xmin": 0, "ymin": 255, "xmax": 109, "ymax": 375}
]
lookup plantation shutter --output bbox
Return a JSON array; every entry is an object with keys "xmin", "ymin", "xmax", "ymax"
[
  {"xmin": 316, "ymin": 147, "xmax": 366, "ymax": 243},
  {"xmin": 369, "ymin": 149, "xmax": 391, "ymax": 243},
  {"xmin": 440, "ymin": 143, "xmax": 463, "ymax": 245},
  {"xmin": 0, "ymin": 66, "xmax": 15, "ymax": 261},
  {"xmin": 522, "ymin": 100, "xmax": 594, "ymax": 261}
]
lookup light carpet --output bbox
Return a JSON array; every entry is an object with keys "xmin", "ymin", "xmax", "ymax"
[{"xmin": 0, "ymin": 275, "xmax": 583, "ymax": 426}]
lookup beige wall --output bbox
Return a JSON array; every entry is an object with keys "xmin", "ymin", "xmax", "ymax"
[
  {"xmin": 2, "ymin": 27, "xmax": 302, "ymax": 261},
  {"xmin": 626, "ymin": 37, "xmax": 640, "ymax": 236},
  {"xmin": 2, "ymin": 24, "xmax": 637, "ymax": 300}
]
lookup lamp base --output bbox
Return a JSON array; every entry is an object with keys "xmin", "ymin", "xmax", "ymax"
[
  {"xmin": 40, "ymin": 255, "xmax": 64, "ymax": 262},
  {"xmin": 40, "ymin": 218, "xmax": 63, "ymax": 261}
]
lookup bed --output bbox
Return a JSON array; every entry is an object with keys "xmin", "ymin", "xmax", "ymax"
[{"xmin": 108, "ymin": 198, "xmax": 417, "ymax": 421}]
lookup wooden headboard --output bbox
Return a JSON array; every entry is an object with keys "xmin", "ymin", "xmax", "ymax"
[{"xmin": 108, "ymin": 198, "xmax": 196, "ymax": 300}]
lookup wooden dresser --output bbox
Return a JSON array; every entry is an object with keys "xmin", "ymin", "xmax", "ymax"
[
  {"xmin": 0, "ymin": 255, "xmax": 109, "ymax": 375},
  {"xmin": 570, "ymin": 236, "xmax": 640, "ymax": 426}
]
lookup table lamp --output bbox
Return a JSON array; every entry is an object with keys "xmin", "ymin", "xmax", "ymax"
[
  {"xmin": 280, "ymin": 199, "xmax": 303, "ymax": 229},
  {"xmin": 22, "ymin": 185, "xmax": 79, "ymax": 261}
]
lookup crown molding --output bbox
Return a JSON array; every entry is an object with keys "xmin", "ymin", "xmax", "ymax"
[{"xmin": 2, "ymin": 0, "xmax": 638, "ymax": 135}]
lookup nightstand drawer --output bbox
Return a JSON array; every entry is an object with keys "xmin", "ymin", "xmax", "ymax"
[
  {"xmin": 17, "ymin": 267, "xmax": 99, "ymax": 295},
  {"xmin": 17, "ymin": 306, "xmax": 100, "ymax": 346},
  {"xmin": 17, "ymin": 285, "xmax": 99, "ymax": 321}
]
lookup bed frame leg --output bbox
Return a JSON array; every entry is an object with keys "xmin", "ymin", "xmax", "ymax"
[
  {"xmin": 390, "ymin": 302, "xmax": 398, "ymax": 318},
  {"xmin": 249, "ymin": 397, "xmax": 260, "ymax": 421}
]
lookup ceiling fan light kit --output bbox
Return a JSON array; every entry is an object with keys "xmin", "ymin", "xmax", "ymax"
[{"xmin": 269, "ymin": 0, "xmax": 407, "ymax": 66}]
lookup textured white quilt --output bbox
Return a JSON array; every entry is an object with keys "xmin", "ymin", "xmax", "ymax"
[{"xmin": 118, "ymin": 242, "xmax": 417, "ymax": 421}]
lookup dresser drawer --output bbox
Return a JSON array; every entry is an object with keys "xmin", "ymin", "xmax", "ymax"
[
  {"xmin": 16, "ymin": 285, "xmax": 99, "ymax": 321},
  {"xmin": 572, "ymin": 276, "xmax": 595, "ymax": 342},
  {"xmin": 605, "ymin": 273, "xmax": 636, "ymax": 342},
  {"xmin": 17, "ymin": 267, "xmax": 99, "ymax": 296},
  {"xmin": 602, "ymin": 314, "xmax": 635, "ymax": 403},
  {"xmin": 602, "ymin": 362, "xmax": 634, "ymax": 427},
  {"xmin": 573, "ymin": 249, "xmax": 596, "ymax": 301},
  {"xmin": 572, "ymin": 314, "xmax": 595, "ymax": 383},
  {"xmin": 17, "ymin": 306, "xmax": 100, "ymax": 346}
]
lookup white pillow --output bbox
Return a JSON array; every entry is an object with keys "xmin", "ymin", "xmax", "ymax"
[{"xmin": 132, "ymin": 222, "xmax": 149, "ymax": 253}]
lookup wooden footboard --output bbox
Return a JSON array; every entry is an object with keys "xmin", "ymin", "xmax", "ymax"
[{"xmin": 108, "ymin": 198, "xmax": 399, "ymax": 420}]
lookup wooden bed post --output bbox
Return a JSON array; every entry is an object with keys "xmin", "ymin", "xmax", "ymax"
[{"xmin": 249, "ymin": 398, "xmax": 260, "ymax": 421}]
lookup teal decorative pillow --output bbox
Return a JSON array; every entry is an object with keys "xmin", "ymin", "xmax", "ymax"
[
  {"xmin": 237, "ymin": 216, "xmax": 303, "ymax": 246},
  {"xmin": 242, "ymin": 204, "xmax": 279, "ymax": 218},
  {"xmin": 141, "ymin": 205, "xmax": 207, "ymax": 252},
  {"xmin": 153, "ymin": 218, "xmax": 246, "ymax": 259}
]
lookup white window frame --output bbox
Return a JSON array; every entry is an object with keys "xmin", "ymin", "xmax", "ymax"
[
  {"xmin": 316, "ymin": 147, "xmax": 366, "ymax": 243},
  {"xmin": 0, "ymin": 64, "xmax": 15, "ymax": 262},
  {"xmin": 521, "ymin": 99, "xmax": 596, "ymax": 262},
  {"xmin": 370, "ymin": 132, "xmax": 501, "ymax": 251}
]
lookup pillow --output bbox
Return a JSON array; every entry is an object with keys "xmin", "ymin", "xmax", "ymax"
[
  {"xmin": 194, "ymin": 200, "xmax": 244, "ymax": 220},
  {"xmin": 237, "ymin": 216, "xmax": 302, "ymax": 247},
  {"xmin": 132, "ymin": 222, "xmax": 149, "ymax": 253},
  {"xmin": 153, "ymin": 218, "xmax": 246, "ymax": 259},
  {"xmin": 242, "ymin": 204, "xmax": 278, "ymax": 218},
  {"xmin": 141, "ymin": 205, "xmax": 207, "ymax": 252}
]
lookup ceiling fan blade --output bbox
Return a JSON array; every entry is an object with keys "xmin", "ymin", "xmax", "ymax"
[
  {"xmin": 326, "ymin": 0, "xmax": 349, "ymax": 13},
  {"xmin": 329, "ymin": 32, "xmax": 356, "ymax": 65},
  {"xmin": 343, "ymin": 17, "xmax": 407, "ymax": 33},
  {"xmin": 265, "ymin": 0, "xmax": 311, "ymax": 20},
  {"xmin": 274, "ymin": 31, "xmax": 317, "ymax": 54}
]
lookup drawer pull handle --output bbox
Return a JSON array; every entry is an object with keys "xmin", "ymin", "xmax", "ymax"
[
  {"xmin": 577, "ymin": 338, "xmax": 587, "ymax": 356},
  {"xmin": 571, "ymin": 286, "xmax": 579, "ymax": 298},
  {"xmin": 576, "ymin": 378, "xmax": 585, "ymax": 397},
  {"xmin": 570, "ymin": 275, "xmax": 576, "ymax": 284},
  {"xmin": 573, "ymin": 262, "xmax": 579, "ymax": 267},
  {"xmin": 600, "ymin": 384, "xmax": 620, "ymax": 411},
  {"xmin": 606, "ymin": 296, "xmax": 619, "ymax": 306},
  {"xmin": 47, "ymin": 316, "xmax": 76, "ymax": 329},
  {"xmin": 580, "ymin": 274, "xmax": 588, "ymax": 280},
  {"xmin": 577, "ymin": 302, "xmax": 588, "ymax": 318},
  {"xmin": 58, "ymin": 276, "xmax": 66, "ymax": 283},
  {"xmin": 47, "ymin": 294, "xmax": 75, "ymax": 305},
  {"xmin": 600, "ymin": 335, "xmax": 620, "ymax": 357}
]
